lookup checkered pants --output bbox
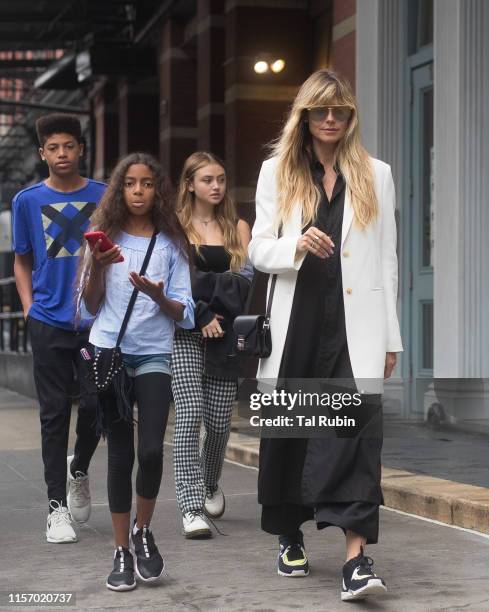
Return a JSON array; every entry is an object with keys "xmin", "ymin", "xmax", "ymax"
[{"xmin": 172, "ymin": 329, "xmax": 237, "ymax": 514}]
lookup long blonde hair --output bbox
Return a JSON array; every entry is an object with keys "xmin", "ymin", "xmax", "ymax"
[
  {"xmin": 272, "ymin": 69, "xmax": 378, "ymax": 228},
  {"xmin": 176, "ymin": 151, "xmax": 246, "ymax": 271}
]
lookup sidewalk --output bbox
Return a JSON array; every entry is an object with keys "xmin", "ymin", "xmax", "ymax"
[
  {"xmin": 226, "ymin": 415, "xmax": 489, "ymax": 535},
  {"xmin": 1, "ymin": 387, "xmax": 489, "ymax": 611},
  {"xmin": 2, "ymin": 385, "xmax": 489, "ymax": 533}
]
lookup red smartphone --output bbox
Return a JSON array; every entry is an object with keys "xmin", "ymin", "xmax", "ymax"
[{"xmin": 84, "ymin": 231, "xmax": 124, "ymax": 262}]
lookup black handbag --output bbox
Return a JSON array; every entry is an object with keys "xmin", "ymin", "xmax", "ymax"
[
  {"xmin": 233, "ymin": 274, "xmax": 277, "ymax": 358},
  {"xmin": 79, "ymin": 230, "xmax": 158, "ymax": 433}
]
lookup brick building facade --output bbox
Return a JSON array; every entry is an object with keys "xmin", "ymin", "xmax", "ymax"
[{"xmin": 91, "ymin": 0, "xmax": 354, "ymax": 221}]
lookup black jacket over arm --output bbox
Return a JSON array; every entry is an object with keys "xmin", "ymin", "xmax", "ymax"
[{"xmin": 192, "ymin": 269, "xmax": 251, "ymax": 380}]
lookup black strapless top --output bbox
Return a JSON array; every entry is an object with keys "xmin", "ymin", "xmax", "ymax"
[{"xmin": 191, "ymin": 244, "xmax": 231, "ymax": 273}]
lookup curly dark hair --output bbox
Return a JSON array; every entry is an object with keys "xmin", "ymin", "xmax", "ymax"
[
  {"xmin": 75, "ymin": 153, "xmax": 190, "ymax": 309},
  {"xmin": 89, "ymin": 152, "xmax": 189, "ymax": 255}
]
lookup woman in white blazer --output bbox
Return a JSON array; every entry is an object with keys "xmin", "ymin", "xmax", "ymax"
[{"xmin": 248, "ymin": 70, "xmax": 403, "ymax": 602}]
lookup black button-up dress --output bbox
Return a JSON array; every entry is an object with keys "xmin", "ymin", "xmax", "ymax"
[
  {"xmin": 258, "ymin": 160, "xmax": 382, "ymax": 543},
  {"xmin": 279, "ymin": 159, "xmax": 347, "ymax": 378}
]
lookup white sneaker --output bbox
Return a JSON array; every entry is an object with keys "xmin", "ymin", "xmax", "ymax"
[
  {"xmin": 67, "ymin": 455, "xmax": 91, "ymax": 523},
  {"xmin": 46, "ymin": 500, "xmax": 77, "ymax": 543},
  {"xmin": 204, "ymin": 486, "xmax": 225, "ymax": 519},
  {"xmin": 182, "ymin": 512, "xmax": 212, "ymax": 539}
]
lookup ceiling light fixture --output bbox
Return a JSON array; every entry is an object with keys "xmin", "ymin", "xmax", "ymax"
[{"xmin": 254, "ymin": 60, "xmax": 269, "ymax": 74}]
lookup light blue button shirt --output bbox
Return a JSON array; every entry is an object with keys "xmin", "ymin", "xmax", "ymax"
[{"xmin": 82, "ymin": 231, "xmax": 194, "ymax": 355}]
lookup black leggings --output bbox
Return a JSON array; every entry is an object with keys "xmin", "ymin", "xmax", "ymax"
[{"xmin": 105, "ymin": 372, "xmax": 171, "ymax": 513}]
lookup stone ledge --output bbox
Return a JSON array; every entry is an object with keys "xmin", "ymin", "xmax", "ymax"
[{"xmin": 225, "ymin": 436, "xmax": 489, "ymax": 535}]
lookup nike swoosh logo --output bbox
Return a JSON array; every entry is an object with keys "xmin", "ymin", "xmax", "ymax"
[{"xmin": 351, "ymin": 567, "xmax": 375, "ymax": 581}]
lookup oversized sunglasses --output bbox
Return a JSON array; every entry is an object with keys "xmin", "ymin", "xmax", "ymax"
[{"xmin": 306, "ymin": 105, "xmax": 353, "ymax": 123}]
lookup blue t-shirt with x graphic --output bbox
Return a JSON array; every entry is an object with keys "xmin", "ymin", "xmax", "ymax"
[{"xmin": 12, "ymin": 179, "xmax": 106, "ymax": 331}]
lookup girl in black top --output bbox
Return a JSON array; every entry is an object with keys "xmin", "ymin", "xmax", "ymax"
[{"xmin": 172, "ymin": 151, "xmax": 251, "ymax": 538}]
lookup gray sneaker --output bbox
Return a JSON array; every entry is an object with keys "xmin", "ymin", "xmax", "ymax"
[
  {"xmin": 67, "ymin": 455, "xmax": 91, "ymax": 523},
  {"xmin": 204, "ymin": 486, "xmax": 225, "ymax": 519}
]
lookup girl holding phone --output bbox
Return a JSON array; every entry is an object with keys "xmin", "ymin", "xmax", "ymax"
[{"xmin": 78, "ymin": 152, "xmax": 193, "ymax": 591}]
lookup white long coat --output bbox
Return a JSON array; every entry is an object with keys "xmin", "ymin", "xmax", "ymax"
[{"xmin": 248, "ymin": 156, "xmax": 403, "ymax": 392}]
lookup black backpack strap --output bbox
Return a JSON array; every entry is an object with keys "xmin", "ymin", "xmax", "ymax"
[{"xmin": 116, "ymin": 230, "xmax": 158, "ymax": 347}]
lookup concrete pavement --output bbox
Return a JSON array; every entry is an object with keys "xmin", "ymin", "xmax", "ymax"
[{"xmin": 1, "ymin": 387, "xmax": 489, "ymax": 611}]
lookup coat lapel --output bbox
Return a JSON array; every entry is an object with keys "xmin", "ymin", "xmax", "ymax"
[{"xmin": 341, "ymin": 187, "xmax": 354, "ymax": 248}]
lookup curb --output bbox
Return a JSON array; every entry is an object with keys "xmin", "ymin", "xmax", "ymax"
[{"xmin": 225, "ymin": 438, "xmax": 489, "ymax": 535}]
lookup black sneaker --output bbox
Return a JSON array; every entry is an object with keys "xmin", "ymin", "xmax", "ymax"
[
  {"xmin": 277, "ymin": 532, "xmax": 309, "ymax": 577},
  {"xmin": 341, "ymin": 547, "xmax": 387, "ymax": 601},
  {"xmin": 106, "ymin": 546, "xmax": 136, "ymax": 591},
  {"xmin": 130, "ymin": 520, "xmax": 164, "ymax": 582}
]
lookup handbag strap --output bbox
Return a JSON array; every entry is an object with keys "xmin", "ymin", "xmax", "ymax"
[
  {"xmin": 264, "ymin": 222, "xmax": 281, "ymax": 323},
  {"xmin": 264, "ymin": 275, "xmax": 277, "ymax": 324},
  {"xmin": 244, "ymin": 223, "xmax": 282, "ymax": 321},
  {"xmin": 115, "ymin": 230, "xmax": 158, "ymax": 347}
]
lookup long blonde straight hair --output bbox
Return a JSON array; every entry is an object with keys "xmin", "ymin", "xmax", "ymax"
[
  {"xmin": 272, "ymin": 69, "xmax": 378, "ymax": 228},
  {"xmin": 176, "ymin": 151, "xmax": 246, "ymax": 271}
]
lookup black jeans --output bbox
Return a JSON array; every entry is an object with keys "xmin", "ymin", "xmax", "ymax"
[
  {"xmin": 28, "ymin": 316, "xmax": 100, "ymax": 507},
  {"xmin": 105, "ymin": 372, "xmax": 172, "ymax": 513}
]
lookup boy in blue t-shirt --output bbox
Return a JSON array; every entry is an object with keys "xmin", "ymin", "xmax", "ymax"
[{"xmin": 12, "ymin": 113, "xmax": 106, "ymax": 543}]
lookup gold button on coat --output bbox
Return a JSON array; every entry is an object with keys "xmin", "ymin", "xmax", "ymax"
[
  {"xmin": 343, "ymin": 251, "xmax": 349, "ymax": 257},
  {"xmin": 346, "ymin": 288, "xmax": 352, "ymax": 295}
]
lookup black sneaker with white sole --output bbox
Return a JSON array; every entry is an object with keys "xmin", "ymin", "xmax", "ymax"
[
  {"xmin": 106, "ymin": 546, "xmax": 136, "ymax": 591},
  {"xmin": 278, "ymin": 531, "xmax": 310, "ymax": 577},
  {"xmin": 130, "ymin": 520, "xmax": 164, "ymax": 582},
  {"xmin": 341, "ymin": 547, "xmax": 387, "ymax": 601}
]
